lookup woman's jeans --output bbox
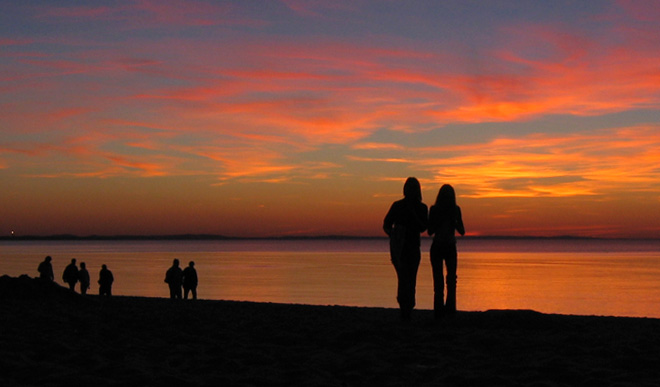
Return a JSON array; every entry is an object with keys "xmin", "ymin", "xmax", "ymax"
[{"xmin": 430, "ymin": 241, "xmax": 457, "ymax": 316}]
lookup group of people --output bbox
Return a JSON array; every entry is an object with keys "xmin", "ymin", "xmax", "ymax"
[
  {"xmin": 164, "ymin": 259, "xmax": 198, "ymax": 300},
  {"xmin": 37, "ymin": 256, "xmax": 199, "ymax": 300},
  {"xmin": 37, "ymin": 256, "xmax": 114, "ymax": 296},
  {"xmin": 383, "ymin": 177, "xmax": 465, "ymax": 321}
]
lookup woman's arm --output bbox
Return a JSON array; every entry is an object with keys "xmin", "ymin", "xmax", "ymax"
[
  {"xmin": 382, "ymin": 202, "xmax": 396, "ymax": 236},
  {"xmin": 455, "ymin": 206, "xmax": 465, "ymax": 236},
  {"xmin": 415, "ymin": 203, "xmax": 428, "ymax": 233},
  {"xmin": 427, "ymin": 206, "xmax": 436, "ymax": 236}
]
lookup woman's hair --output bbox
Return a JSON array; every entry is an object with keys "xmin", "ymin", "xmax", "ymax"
[
  {"xmin": 435, "ymin": 184, "xmax": 456, "ymax": 209},
  {"xmin": 403, "ymin": 177, "xmax": 422, "ymax": 202}
]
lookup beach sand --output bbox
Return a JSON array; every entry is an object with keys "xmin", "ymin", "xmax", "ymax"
[{"xmin": 1, "ymin": 275, "xmax": 659, "ymax": 386}]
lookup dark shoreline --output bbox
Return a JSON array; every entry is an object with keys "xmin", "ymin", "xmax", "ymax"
[{"xmin": 2, "ymin": 275, "xmax": 660, "ymax": 386}]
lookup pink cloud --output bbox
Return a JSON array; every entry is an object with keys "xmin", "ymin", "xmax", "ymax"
[
  {"xmin": 44, "ymin": 107, "xmax": 94, "ymax": 121},
  {"xmin": 615, "ymin": 0, "xmax": 660, "ymax": 22},
  {"xmin": 116, "ymin": 57, "xmax": 163, "ymax": 72},
  {"xmin": 420, "ymin": 25, "xmax": 660, "ymax": 123},
  {"xmin": 9, "ymin": 1, "xmax": 660, "ymax": 136},
  {"xmin": 131, "ymin": 0, "xmax": 225, "ymax": 26},
  {"xmin": 34, "ymin": 0, "xmax": 265, "ymax": 28},
  {"xmin": 281, "ymin": 0, "xmax": 358, "ymax": 18},
  {"xmin": 37, "ymin": 6, "xmax": 113, "ymax": 18},
  {"xmin": 210, "ymin": 32, "xmax": 660, "ymax": 129},
  {"xmin": 0, "ymin": 38, "xmax": 34, "ymax": 46}
]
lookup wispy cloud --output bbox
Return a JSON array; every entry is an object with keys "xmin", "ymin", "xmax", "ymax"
[
  {"xmin": 280, "ymin": 0, "xmax": 357, "ymax": 18},
  {"xmin": 36, "ymin": 5, "xmax": 113, "ymax": 19},
  {"xmin": 33, "ymin": 0, "xmax": 265, "ymax": 28},
  {"xmin": 0, "ymin": 38, "xmax": 34, "ymax": 46}
]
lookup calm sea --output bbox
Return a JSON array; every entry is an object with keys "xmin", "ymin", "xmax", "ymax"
[{"xmin": 1, "ymin": 238, "xmax": 660, "ymax": 318}]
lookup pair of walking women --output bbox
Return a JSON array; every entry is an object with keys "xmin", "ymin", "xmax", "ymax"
[{"xmin": 383, "ymin": 177, "xmax": 465, "ymax": 321}]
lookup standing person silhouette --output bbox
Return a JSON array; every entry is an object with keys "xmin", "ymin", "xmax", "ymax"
[
  {"xmin": 62, "ymin": 258, "xmax": 79, "ymax": 291},
  {"xmin": 78, "ymin": 262, "xmax": 90, "ymax": 295},
  {"xmin": 182, "ymin": 261, "xmax": 198, "ymax": 300},
  {"xmin": 165, "ymin": 259, "xmax": 183, "ymax": 299},
  {"xmin": 37, "ymin": 256, "xmax": 54, "ymax": 282},
  {"xmin": 428, "ymin": 184, "xmax": 465, "ymax": 319},
  {"xmin": 383, "ymin": 177, "xmax": 428, "ymax": 321},
  {"xmin": 98, "ymin": 264, "xmax": 114, "ymax": 297}
]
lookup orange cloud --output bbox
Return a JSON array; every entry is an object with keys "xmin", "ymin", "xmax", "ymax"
[
  {"xmin": 44, "ymin": 107, "xmax": 94, "ymax": 121},
  {"xmin": 5, "ymin": 2, "xmax": 660, "ymax": 191},
  {"xmin": 104, "ymin": 155, "xmax": 170, "ymax": 177},
  {"xmin": 354, "ymin": 126, "xmax": 660, "ymax": 201},
  {"xmin": 351, "ymin": 143, "xmax": 404, "ymax": 151},
  {"xmin": 413, "ymin": 126, "xmax": 660, "ymax": 198}
]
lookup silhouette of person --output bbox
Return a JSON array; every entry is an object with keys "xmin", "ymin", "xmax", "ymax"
[
  {"xmin": 62, "ymin": 258, "xmax": 79, "ymax": 291},
  {"xmin": 428, "ymin": 184, "xmax": 465, "ymax": 318},
  {"xmin": 182, "ymin": 261, "xmax": 198, "ymax": 300},
  {"xmin": 383, "ymin": 177, "xmax": 428, "ymax": 321},
  {"xmin": 78, "ymin": 262, "xmax": 90, "ymax": 295},
  {"xmin": 165, "ymin": 259, "xmax": 183, "ymax": 299},
  {"xmin": 37, "ymin": 256, "xmax": 54, "ymax": 282},
  {"xmin": 98, "ymin": 264, "xmax": 114, "ymax": 297}
]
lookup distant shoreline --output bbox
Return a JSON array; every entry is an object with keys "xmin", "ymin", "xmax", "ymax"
[{"xmin": 1, "ymin": 234, "xmax": 657, "ymax": 241}]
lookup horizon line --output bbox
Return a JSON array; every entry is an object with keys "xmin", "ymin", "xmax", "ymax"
[{"xmin": 1, "ymin": 234, "xmax": 658, "ymax": 241}]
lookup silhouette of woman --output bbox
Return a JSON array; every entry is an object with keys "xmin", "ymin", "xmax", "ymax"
[
  {"xmin": 78, "ymin": 262, "xmax": 90, "ymax": 295},
  {"xmin": 383, "ymin": 177, "xmax": 428, "ymax": 321},
  {"xmin": 182, "ymin": 261, "xmax": 198, "ymax": 300},
  {"xmin": 98, "ymin": 264, "xmax": 114, "ymax": 297},
  {"xmin": 428, "ymin": 184, "xmax": 465, "ymax": 318},
  {"xmin": 37, "ymin": 256, "xmax": 54, "ymax": 282}
]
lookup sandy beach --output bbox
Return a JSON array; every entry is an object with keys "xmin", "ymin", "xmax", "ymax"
[{"xmin": 1, "ymin": 275, "xmax": 659, "ymax": 386}]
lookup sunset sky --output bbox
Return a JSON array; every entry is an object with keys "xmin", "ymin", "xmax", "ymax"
[{"xmin": 2, "ymin": 0, "xmax": 660, "ymax": 238}]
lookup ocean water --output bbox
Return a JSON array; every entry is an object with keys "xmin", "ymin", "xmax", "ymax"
[{"xmin": 1, "ymin": 238, "xmax": 660, "ymax": 318}]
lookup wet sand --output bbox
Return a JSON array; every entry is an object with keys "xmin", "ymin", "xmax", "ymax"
[{"xmin": 1, "ymin": 275, "xmax": 659, "ymax": 386}]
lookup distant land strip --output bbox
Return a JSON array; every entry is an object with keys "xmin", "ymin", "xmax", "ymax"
[{"xmin": 1, "ymin": 234, "xmax": 655, "ymax": 241}]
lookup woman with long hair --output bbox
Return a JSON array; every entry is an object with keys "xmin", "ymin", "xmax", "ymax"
[
  {"xmin": 428, "ymin": 184, "xmax": 465, "ymax": 318},
  {"xmin": 383, "ymin": 177, "xmax": 428, "ymax": 321}
]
